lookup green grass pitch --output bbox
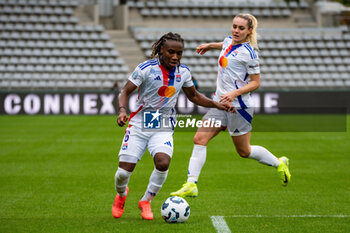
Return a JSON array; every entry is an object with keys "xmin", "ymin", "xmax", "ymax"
[{"xmin": 0, "ymin": 115, "xmax": 349, "ymax": 233}]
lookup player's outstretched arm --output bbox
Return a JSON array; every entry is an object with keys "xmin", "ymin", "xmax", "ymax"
[
  {"xmin": 219, "ymin": 74, "xmax": 260, "ymax": 104},
  {"xmin": 117, "ymin": 80, "xmax": 137, "ymax": 127},
  {"xmin": 182, "ymin": 86, "xmax": 235, "ymax": 112},
  {"xmin": 196, "ymin": 42, "xmax": 223, "ymax": 55}
]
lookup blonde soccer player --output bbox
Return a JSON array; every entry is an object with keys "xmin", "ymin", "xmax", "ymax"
[{"xmin": 171, "ymin": 13, "xmax": 291, "ymax": 198}]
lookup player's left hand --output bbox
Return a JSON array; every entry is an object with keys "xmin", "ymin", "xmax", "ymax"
[
  {"xmin": 219, "ymin": 91, "xmax": 238, "ymax": 104},
  {"xmin": 117, "ymin": 110, "xmax": 128, "ymax": 127}
]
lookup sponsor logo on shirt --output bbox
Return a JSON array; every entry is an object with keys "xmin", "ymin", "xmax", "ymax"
[
  {"xmin": 150, "ymin": 68, "xmax": 162, "ymax": 75},
  {"xmin": 158, "ymin": 86, "xmax": 176, "ymax": 98}
]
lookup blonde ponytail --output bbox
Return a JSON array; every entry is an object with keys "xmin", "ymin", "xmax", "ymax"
[{"xmin": 236, "ymin": 13, "xmax": 259, "ymax": 51}]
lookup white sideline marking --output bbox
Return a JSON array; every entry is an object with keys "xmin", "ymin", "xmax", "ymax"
[
  {"xmin": 226, "ymin": 215, "xmax": 350, "ymax": 218},
  {"xmin": 210, "ymin": 216, "xmax": 231, "ymax": 233}
]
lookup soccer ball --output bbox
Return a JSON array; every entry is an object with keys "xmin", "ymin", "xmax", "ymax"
[{"xmin": 161, "ymin": 196, "xmax": 190, "ymax": 223}]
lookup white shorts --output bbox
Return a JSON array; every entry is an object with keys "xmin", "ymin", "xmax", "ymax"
[
  {"xmin": 203, "ymin": 107, "xmax": 254, "ymax": 136},
  {"xmin": 118, "ymin": 125, "xmax": 174, "ymax": 163}
]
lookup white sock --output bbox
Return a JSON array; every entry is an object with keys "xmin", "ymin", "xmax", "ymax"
[
  {"xmin": 141, "ymin": 168, "xmax": 168, "ymax": 202},
  {"xmin": 248, "ymin": 145, "xmax": 280, "ymax": 167},
  {"xmin": 115, "ymin": 167, "xmax": 132, "ymax": 197},
  {"xmin": 187, "ymin": 144, "xmax": 207, "ymax": 184}
]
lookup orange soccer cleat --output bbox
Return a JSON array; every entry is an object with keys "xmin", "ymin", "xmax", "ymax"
[
  {"xmin": 112, "ymin": 187, "xmax": 129, "ymax": 218},
  {"xmin": 138, "ymin": 200, "xmax": 154, "ymax": 220}
]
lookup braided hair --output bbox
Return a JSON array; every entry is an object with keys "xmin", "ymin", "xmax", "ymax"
[{"xmin": 150, "ymin": 32, "xmax": 184, "ymax": 59}]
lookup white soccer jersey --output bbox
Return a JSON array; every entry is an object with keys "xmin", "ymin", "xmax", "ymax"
[
  {"xmin": 214, "ymin": 37, "xmax": 260, "ymax": 108},
  {"xmin": 127, "ymin": 58, "xmax": 193, "ymax": 128}
]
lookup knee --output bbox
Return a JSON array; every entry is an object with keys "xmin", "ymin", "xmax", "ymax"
[
  {"xmin": 193, "ymin": 133, "xmax": 209, "ymax": 146},
  {"xmin": 115, "ymin": 167, "xmax": 131, "ymax": 181},
  {"xmin": 155, "ymin": 162, "xmax": 169, "ymax": 171},
  {"xmin": 236, "ymin": 148, "xmax": 251, "ymax": 158},
  {"xmin": 154, "ymin": 154, "xmax": 171, "ymax": 171}
]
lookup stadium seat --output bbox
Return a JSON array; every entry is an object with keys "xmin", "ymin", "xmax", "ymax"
[{"xmin": 1, "ymin": 1, "xmax": 349, "ymax": 91}]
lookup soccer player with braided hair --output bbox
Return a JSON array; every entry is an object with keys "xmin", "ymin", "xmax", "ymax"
[
  {"xmin": 112, "ymin": 32, "xmax": 234, "ymax": 220},
  {"xmin": 171, "ymin": 13, "xmax": 291, "ymax": 198}
]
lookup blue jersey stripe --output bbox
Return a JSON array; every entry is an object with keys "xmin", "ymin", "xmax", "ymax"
[
  {"xmin": 139, "ymin": 60, "xmax": 158, "ymax": 68},
  {"xmin": 139, "ymin": 61, "xmax": 158, "ymax": 70},
  {"xmin": 138, "ymin": 62, "xmax": 150, "ymax": 69},
  {"xmin": 244, "ymin": 44, "xmax": 256, "ymax": 59},
  {"xmin": 237, "ymin": 96, "xmax": 248, "ymax": 109},
  {"xmin": 235, "ymin": 81, "xmax": 248, "ymax": 109},
  {"xmin": 244, "ymin": 73, "xmax": 249, "ymax": 81},
  {"xmin": 237, "ymin": 109, "xmax": 252, "ymax": 124},
  {"xmin": 138, "ymin": 60, "xmax": 152, "ymax": 69},
  {"xmin": 244, "ymin": 44, "xmax": 254, "ymax": 59},
  {"xmin": 244, "ymin": 44, "xmax": 254, "ymax": 57},
  {"xmin": 138, "ymin": 59, "xmax": 159, "ymax": 70},
  {"xmin": 139, "ymin": 62, "xmax": 157, "ymax": 70},
  {"xmin": 168, "ymin": 68, "xmax": 175, "ymax": 86}
]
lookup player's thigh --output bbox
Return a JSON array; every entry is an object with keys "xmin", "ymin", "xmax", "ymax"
[
  {"xmin": 195, "ymin": 108, "xmax": 227, "ymax": 145},
  {"xmin": 193, "ymin": 124, "xmax": 224, "ymax": 145},
  {"xmin": 118, "ymin": 126, "xmax": 148, "ymax": 161},
  {"xmin": 147, "ymin": 131, "xmax": 174, "ymax": 159},
  {"xmin": 228, "ymin": 108, "xmax": 254, "ymax": 157}
]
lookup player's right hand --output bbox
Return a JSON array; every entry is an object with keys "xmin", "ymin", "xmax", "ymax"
[
  {"xmin": 117, "ymin": 112, "xmax": 128, "ymax": 127},
  {"xmin": 196, "ymin": 44, "xmax": 209, "ymax": 55},
  {"xmin": 217, "ymin": 102, "xmax": 236, "ymax": 113}
]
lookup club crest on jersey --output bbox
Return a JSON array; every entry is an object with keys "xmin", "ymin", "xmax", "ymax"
[
  {"xmin": 176, "ymin": 74, "xmax": 181, "ymax": 82},
  {"xmin": 143, "ymin": 110, "xmax": 162, "ymax": 129},
  {"xmin": 122, "ymin": 143, "xmax": 128, "ymax": 150}
]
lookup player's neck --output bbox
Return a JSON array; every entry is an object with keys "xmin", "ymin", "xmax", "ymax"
[
  {"xmin": 159, "ymin": 61, "xmax": 176, "ymax": 72},
  {"xmin": 232, "ymin": 38, "xmax": 248, "ymax": 45}
]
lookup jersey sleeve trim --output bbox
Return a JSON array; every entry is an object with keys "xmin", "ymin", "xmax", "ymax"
[
  {"xmin": 138, "ymin": 58, "xmax": 159, "ymax": 70},
  {"xmin": 243, "ymin": 43, "xmax": 257, "ymax": 59},
  {"xmin": 180, "ymin": 64, "xmax": 190, "ymax": 71}
]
